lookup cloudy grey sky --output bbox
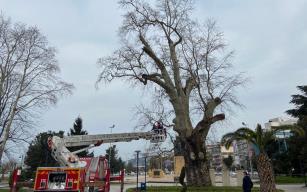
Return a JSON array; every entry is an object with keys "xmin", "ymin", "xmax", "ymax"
[{"xmin": 1, "ymin": 0, "xmax": 307, "ymax": 160}]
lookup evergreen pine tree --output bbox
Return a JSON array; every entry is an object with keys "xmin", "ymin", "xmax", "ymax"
[
  {"xmin": 105, "ymin": 145, "xmax": 125, "ymax": 174},
  {"xmin": 67, "ymin": 116, "xmax": 93, "ymax": 157},
  {"xmin": 69, "ymin": 117, "xmax": 87, "ymax": 135},
  {"xmin": 285, "ymin": 85, "xmax": 307, "ymax": 173}
]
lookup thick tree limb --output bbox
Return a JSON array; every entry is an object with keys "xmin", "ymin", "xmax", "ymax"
[
  {"xmin": 205, "ymin": 97, "xmax": 222, "ymax": 118},
  {"xmin": 139, "ymin": 33, "xmax": 177, "ymax": 97},
  {"xmin": 192, "ymin": 113, "xmax": 225, "ymax": 135},
  {"xmin": 184, "ymin": 76, "xmax": 196, "ymax": 96}
]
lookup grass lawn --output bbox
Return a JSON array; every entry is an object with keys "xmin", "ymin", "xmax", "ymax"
[
  {"xmin": 276, "ymin": 175, "xmax": 306, "ymax": 184},
  {"xmin": 126, "ymin": 186, "xmax": 284, "ymax": 192}
]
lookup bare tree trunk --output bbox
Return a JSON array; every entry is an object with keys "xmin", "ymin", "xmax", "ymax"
[
  {"xmin": 0, "ymin": 123, "xmax": 14, "ymax": 161},
  {"xmin": 0, "ymin": 66, "xmax": 25, "ymax": 161},
  {"xmin": 0, "ymin": 136, "xmax": 8, "ymax": 161},
  {"xmin": 256, "ymin": 153, "xmax": 276, "ymax": 192},
  {"xmin": 179, "ymin": 136, "xmax": 211, "ymax": 186}
]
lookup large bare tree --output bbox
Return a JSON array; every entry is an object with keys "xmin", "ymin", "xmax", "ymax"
[
  {"xmin": 97, "ymin": 0, "xmax": 245, "ymax": 186},
  {"xmin": 0, "ymin": 16, "xmax": 73, "ymax": 162}
]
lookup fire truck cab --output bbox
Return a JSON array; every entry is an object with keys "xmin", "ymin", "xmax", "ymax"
[
  {"xmin": 34, "ymin": 157, "xmax": 112, "ymax": 192},
  {"xmin": 34, "ymin": 167, "xmax": 86, "ymax": 192}
]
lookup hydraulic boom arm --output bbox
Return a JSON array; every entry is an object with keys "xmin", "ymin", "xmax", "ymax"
[{"xmin": 49, "ymin": 129, "xmax": 166, "ymax": 167}]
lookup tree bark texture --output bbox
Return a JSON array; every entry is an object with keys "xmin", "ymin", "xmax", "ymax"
[
  {"xmin": 178, "ymin": 135, "xmax": 212, "ymax": 186},
  {"xmin": 256, "ymin": 153, "xmax": 277, "ymax": 192}
]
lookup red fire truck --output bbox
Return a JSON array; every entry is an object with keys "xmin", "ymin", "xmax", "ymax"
[
  {"xmin": 31, "ymin": 129, "xmax": 166, "ymax": 192},
  {"xmin": 33, "ymin": 157, "xmax": 113, "ymax": 192}
]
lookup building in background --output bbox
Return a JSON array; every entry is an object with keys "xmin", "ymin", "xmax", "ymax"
[
  {"xmin": 265, "ymin": 117, "xmax": 297, "ymax": 153},
  {"xmin": 221, "ymin": 145, "xmax": 234, "ymax": 158},
  {"xmin": 233, "ymin": 140, "xmax": 250, "ymax": 170},
  {"xmin": 207, "ymin": 143, "xmax": 222, "ymax": 171},
  {"xmin": 207, "ymin": 143, "xmax": 234, "ymax": 171},
  {"xmin": 265, "ymin": 117, "xmax": 297, "ymax": 139}
]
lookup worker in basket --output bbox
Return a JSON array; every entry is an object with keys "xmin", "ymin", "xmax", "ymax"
[{"xmin": 152, "ymin": 121, "xmax": 167, "ymax": 137}]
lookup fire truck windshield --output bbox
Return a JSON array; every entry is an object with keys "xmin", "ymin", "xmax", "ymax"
[{"xmin": 48, "ymin": 172, "xmax": 66, "ymax": 189}]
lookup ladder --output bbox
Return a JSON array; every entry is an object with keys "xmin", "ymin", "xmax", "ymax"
[{"xmin": 49, "ymin": 130, "xmax": 166, "ymax": 167}]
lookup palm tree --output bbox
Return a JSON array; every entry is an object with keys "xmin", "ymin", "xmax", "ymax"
[{"xmin": 221, "ymin": 124, "xmax": 304, "ymax": 192}]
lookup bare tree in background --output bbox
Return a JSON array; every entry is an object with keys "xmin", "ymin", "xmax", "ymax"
[
  {"xmin": 1, "ymin": 151, "xmax": 17, "ymax": 180},
  {"xmin": 97, "ymin": 0, "xmax": 246, "ymax": 186},
  {"xmin": 0, "ymin": 16, "xmax": 73, "ymax": 162}
]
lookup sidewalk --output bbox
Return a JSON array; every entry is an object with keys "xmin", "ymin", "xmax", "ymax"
[
  {"xmin": 254, "ymin": 184, "xmax": 307, "ymax": 192},
  {"xmin": 0, "ymin": 182, "xmax": 9, "ymax": 188},
  {"xmin": 276, "ymin": 184, "xmax": 307, "ymax": 192}
]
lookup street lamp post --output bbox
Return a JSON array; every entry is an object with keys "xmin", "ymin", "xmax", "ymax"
[
  {"xmin": 143, "ymin": 152, "xmax": 148, "ymax": 191},
  {"xmin": 19, "ymin": 155, "xmax": 24, "ymax": 168},
  {"xmin": 144, "ymin": 156, "xmax": 147, "ymax": 187},
  {"xmin": 109, "ymin": 125, "xmax": 115, "ymax": 171},
  {"xmin": 135, "ymin": 150, "xmax": 141, "ymax": 191}
]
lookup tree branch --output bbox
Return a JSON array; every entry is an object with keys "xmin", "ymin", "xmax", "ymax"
[
  {"xmin": 139, "ymin": 33, "xmax": 176, "ymax": 96},
  {"xmin": 193, "ymin": 113, "xmax": 225, "ymax": 135}
]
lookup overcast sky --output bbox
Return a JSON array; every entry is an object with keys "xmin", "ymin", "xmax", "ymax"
[{"xmin": 1, "ymin": 0, "xmax": 307, "ymax": 160}]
